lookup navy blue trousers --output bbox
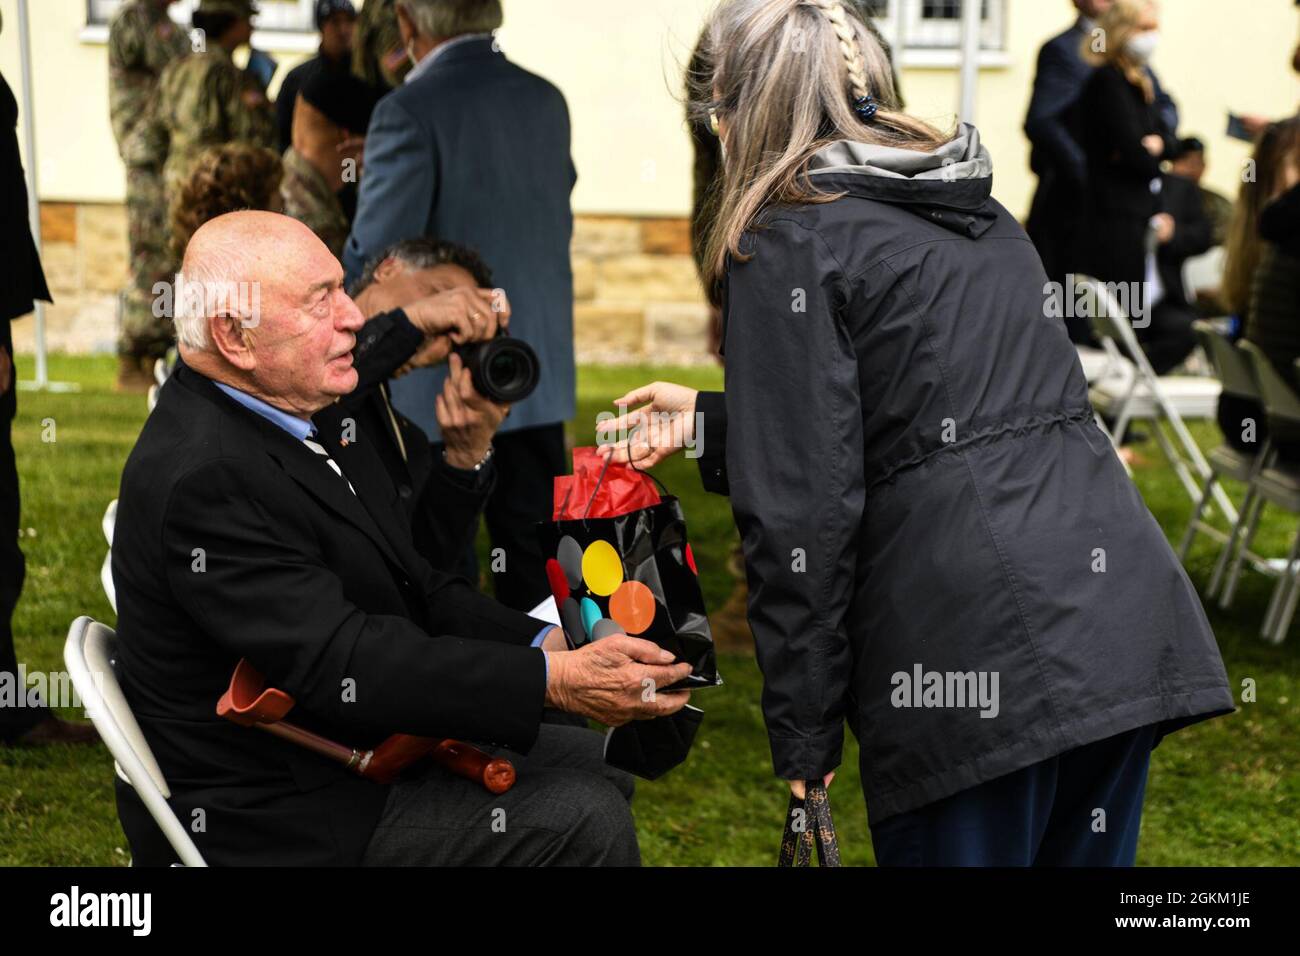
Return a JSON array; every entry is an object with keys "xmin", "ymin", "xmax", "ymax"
[{"xmin": 869, "ymin": 724, "xmax": 1158, "ymax": 866}]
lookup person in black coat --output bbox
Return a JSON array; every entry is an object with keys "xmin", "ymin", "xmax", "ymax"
[
  {"xmin": 605, "ymin": 0, "xmax": 1232, "ymax": 866},
  {"xmin": 1071, "ymin": 1, "xmax": 1171, "ymax": 344},
  {"xmin": 1143, "ymin": 163, "xmax": 1214, "ymax": 375},
  {"xmin": 112, "ymin": 211, "xmax": 692, "ymax": 865},
  {"xmin": 1024, "ymin": 0, "xmax": 1178, "ymax": 333},
  {"xmin": 0, "ymin": 69, "xmax": 96, "ymax": 746},
  {"xmin": 275, "ymin": 0, "xmax": 358, "ymax": 153}
]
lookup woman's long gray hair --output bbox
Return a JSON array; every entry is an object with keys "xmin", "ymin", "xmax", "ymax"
[{"xmin": 692, "ymin": 0, "xmax": 952, "ymax": 288}]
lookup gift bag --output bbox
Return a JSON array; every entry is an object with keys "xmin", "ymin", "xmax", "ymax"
[
  {"xmin": 778, "ymin": 783, "xmax": 842, "ymax": 867},
  {"xmin": 541, "ymin": 447, "xmax": 721, "ymax": 691}
]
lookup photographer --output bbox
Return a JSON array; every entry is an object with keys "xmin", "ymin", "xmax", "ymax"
[{"xmin": 317, "ymin": 238, "xmax": 513, "ymax": 570}]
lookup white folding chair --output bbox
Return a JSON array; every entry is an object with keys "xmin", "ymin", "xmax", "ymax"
[
  {"xmin": 1182, "ymin": 245, "xmax": 1226, "ymax": 307},
  {"xmin": 101, "ymin": 500, "xmax": 117, "ymax": 613},
  {"xmin": 1179, "ymin": 325, "xmax": 1276, "ymax": 600},
  {"xmin": 1080, "ymin": 276, "xmax": 1234, "ymax": 522},
  {"xmin": 63, "ymin": 617, "xmax": 207, "ymax": 866},
  {"xmin": 1075, "ymin": 345, "xmax": 1132, "ymax": 474}
]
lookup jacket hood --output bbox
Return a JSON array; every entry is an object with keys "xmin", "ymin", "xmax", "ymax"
[{"xmin": 807, "ymin": 122, "xmax": 997, "ymax": 238}]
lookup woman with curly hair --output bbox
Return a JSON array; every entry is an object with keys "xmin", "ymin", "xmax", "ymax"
[{"xmin": 169, "ymin": 142, "xmax": 284, "ymax": 261}]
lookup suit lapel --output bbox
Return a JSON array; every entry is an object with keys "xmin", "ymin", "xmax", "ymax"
[{"xmin": 177, "ymin": 366, "xmax": 411, "ymax": 577}]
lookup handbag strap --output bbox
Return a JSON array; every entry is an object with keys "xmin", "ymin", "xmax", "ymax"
[{"xmin": 777, "ymin": 783, "xmax": 841, "ymax": 867}]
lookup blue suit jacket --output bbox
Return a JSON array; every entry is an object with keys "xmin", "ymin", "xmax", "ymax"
[
  {"xmin": 344, "ymin": 38, "xmax": 576, "ymax": 439},
  {"xmin": 1024, "ymin": 19, "xmax": 1178, "ymax": 190}
]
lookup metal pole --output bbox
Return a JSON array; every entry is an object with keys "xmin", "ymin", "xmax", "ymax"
[
  {"xmin": 16, "ymin": 0, "xmax": 48, "ymax": 390},
  {"xmin": 957, "ymin": 0, "xmax": 982, "ymax": 125}
]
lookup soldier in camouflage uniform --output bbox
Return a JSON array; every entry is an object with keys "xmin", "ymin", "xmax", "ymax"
[
  {"xmin": 153, "ymin": 0, "xmax": 276, "ymax": 213},
  {"xmin": 280, "ymin": 67, "xmax": 378, "ymax": 259},
  {"xmin": 108, "ymin": 0, "xmax": 189, "ymax": 391},
  {"xmin": 351, "ymin": 0, "xmax": 409, "ymax": 90}
]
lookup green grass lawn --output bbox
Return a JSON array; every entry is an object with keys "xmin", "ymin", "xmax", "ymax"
[{"xmin": 2, "ymin": 355, "xmax": 1296, "ymax": 866}]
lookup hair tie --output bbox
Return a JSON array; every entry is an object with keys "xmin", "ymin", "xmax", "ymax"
[{"xmin": 853, "ymin": 94, "xmax": 879, "ymax": 122}]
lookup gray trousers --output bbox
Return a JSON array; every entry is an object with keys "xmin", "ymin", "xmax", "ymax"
[{"xmin": 362, "ymin": 723, "xmax": 640, "ymax": 866}]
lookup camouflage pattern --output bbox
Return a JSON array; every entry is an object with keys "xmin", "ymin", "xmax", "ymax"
[
  {"xmin": 352, "ymin": 0, "xmax": 409, "ymax": 90},
  {"xmin": 155, "ymin": 44, "xmax": 277, "ymax": 204},
  {"xmin": 108, "ymin": 1, "xmax": 190, "ymax": 361},
  {"xmin": 280, "ymin": 146, "xmax": 350, "ymax": 260}
]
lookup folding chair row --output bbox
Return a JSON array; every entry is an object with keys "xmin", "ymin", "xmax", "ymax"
[{"xmin": 1078, "ymin": 276, "xmax": 1234, "ymax": 523}]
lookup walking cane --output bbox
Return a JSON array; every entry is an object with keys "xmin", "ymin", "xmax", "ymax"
[{"xmin": 216, "ymin": 658, "xmax": 516, "ymax": 794}]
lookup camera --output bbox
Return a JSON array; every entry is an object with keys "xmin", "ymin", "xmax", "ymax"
[{"xmin": 453, "ymin": 332, "xmax": 540, "ymax": 405}]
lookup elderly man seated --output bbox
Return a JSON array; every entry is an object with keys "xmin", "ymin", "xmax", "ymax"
[{"xmin": 111, "ymin": 212, "xmax": 691, "ymax": 866}]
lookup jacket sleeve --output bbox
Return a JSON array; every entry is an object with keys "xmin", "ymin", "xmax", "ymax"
[
  {"xmin": 724, "ymin": 220, "xmax": 864, "ymax": 781},
  {"xmin": 694, "ymin": 390, "xmax": 730, "ymax": 496},
  {"xmin": 1164, "ymin": 180, "xmax": 1214, "ymax": 261},
  {"xmin": 163, "ymin": 458, "xmax": 545, "ymax": 751},
  {"xmin": 344, "ymin": 95, "xmax": 435, "ymax": 284},
  {"xmin": 1024, "ymin": 39, "xmax": 1089, "ymax": 188},
  {"xmin": 350, "ymin": 308, "xmax": 423, "ymax": 394}
]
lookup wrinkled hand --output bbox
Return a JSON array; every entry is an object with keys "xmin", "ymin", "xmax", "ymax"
[
  {"xmin": 787, "ymin": 773, "xmax": 836, "ymax": 799},
  {"xmin": 0, "ymin": 345, "xmax": 11, "ymax": 395},
  {"xmin": 438, "ymin": 352, "xmax": 509, "ymax": 469},
  {"xmin": 397, "ymin": 287, "xmax": 511, "ymax": 374},
  {"xmin": 597, "ymin": 381, "xmax": 700, "ymax": 468},
  {"xmin": 544, "ymin": 635, "xmax": 692, "ymax": 726}
]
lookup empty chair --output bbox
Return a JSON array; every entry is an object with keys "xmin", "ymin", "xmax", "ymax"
[
  {"xmin": 1217, "ymin": 345, "xmax": 1300, "ymax": 643},
  {"xmin": 1081, "ymin": 275, "xmax": 1233, "ymax": 520},
  {"xmin": 63, "ymin": 616, "xmax": 206, "ymax": 866},
  {"xmin": 1179, "ymin": 323, "xmax": 1274, "ymax": 599}
]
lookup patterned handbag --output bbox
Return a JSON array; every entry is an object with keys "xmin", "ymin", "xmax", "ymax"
[{"xmin": 778, "ymin": 782, "xmax": 842, "ymax": 867}]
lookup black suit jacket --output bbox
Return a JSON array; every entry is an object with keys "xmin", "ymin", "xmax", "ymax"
[
  {"xmin": 1158, "ymin": 173, "xmax": 1214, "ymax": 308},
  {"xmin": 112, "ymin": 364, "xmax": 546, "ymax": 865},
  {"xmin": 1, "ymin": 71, "xmax": 50, "ymax": 327},
  {"xmin": 315, "ymin": 308, "xmax": 495, "ymax": 572}
]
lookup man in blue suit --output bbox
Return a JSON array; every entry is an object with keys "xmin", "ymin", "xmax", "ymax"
[
  {"xmin": 344, "ymin": 0, "xmax": 575, "ymax": 610},
  {"xmin": 1024, "ymin": 0, "xmax": 1179, "ymax": 323}
]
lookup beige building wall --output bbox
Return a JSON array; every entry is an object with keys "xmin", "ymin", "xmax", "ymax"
[{"xmin": 1, "ymin": 0, "xmax": 1296, "ymax": 358}]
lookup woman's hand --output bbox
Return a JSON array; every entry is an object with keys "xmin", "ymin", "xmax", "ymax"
[
  {"xmin": 1151, "ymin": 212, "xmax": 1176, "ymax": 245},
  {"xmin": 597, "ymin": 381, "xmax": 699, "ymax": 469},
  {"xmin": 787, "ymin": 773, "xmax": 836, "ymax": 799},
  {"xmin": 1141, "ymin": 134, "xmax": 1165, "ymax": 157}
]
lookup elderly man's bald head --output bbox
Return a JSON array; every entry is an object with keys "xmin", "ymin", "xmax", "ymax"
[{"xmin": 177, "ymin": 211, "xmax": 365, "ymax": 419}]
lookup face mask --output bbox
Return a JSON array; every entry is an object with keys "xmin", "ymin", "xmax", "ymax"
[{"xmin": 1126, "ymin": 30, "xmax": 1160, "ymax": 64}]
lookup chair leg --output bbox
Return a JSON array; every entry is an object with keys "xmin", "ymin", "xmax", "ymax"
[
  {"xmin": 1221, "ymin": 494, "xmax": 1266, "ymax": 609},
  {"xmin": 1208, "ymin": 482, "xmax": 1258, "ymax": 598},
  {"xmin": 1263, "ymin": 527, "xmax": 1300, "ymax": 643},
  {"xmin": 1178, "ymin": 471, "xmax": 1217, "ymax": 562}
]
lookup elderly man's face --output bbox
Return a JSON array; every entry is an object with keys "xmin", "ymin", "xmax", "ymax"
[{"xmin": 250, "ymin": 234, "xmax": 366, "ymax": 412}]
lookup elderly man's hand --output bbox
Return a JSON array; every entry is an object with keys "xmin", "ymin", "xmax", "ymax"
[
  {"xmin": 597, "ymin": 381, "xmax": 700, "ymax": 469},
  {"xmin": 438, "ymin": 352, "xmax": 509, "ymax": 469},
  {"xmin": 544, "ymin": 635, "xmax": 693, "ymax": 726},
  {"xmin": 397, "ymin": 287, "xmax": 510, "ymax": 373}
]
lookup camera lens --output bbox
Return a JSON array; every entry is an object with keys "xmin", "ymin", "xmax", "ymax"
[{"xmin": 463, "ymin": 337, "xmax": 540, "ymax": 404}]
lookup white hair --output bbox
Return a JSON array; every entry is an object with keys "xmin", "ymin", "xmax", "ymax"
[
  {"xmin": 173, "ymin": 238, "xmax": 254, "ymax": 351},
  {"xmin": 397, "ymin": 0, "xmax": 502, "ymax": 38}
]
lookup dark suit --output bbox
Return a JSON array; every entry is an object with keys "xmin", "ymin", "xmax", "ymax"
[
  {"xmin": 343, "ymin": 37, "xmax": 577, "ymax": 611},
  {"xmin": 111, "ymin": 364, "xmax": 549, "ymax": 865},
  {"xmin": 1024, "ymin": 18, "xmax": 1177, "ymax": 334},
  {"xmin": 0, "ymin": 70, "xmax": 52, "ymax": 740},
  {"xmin": 314, "ymin": 308, "xmax": 494, "ymax": 572}
]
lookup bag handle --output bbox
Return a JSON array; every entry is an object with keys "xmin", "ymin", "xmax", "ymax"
[
  {"xmin": 558, "ymin": 446, "xmax": 673, "ymax": 525},
  {"xmin": 777, "ymin": 782, "xmax": 841, "ymax": 867}
]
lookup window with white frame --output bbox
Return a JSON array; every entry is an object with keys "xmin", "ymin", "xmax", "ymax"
[
  {"xmin": 859, "ymin": 0, "xmax": 1004, "ymax": 52},
  {"xmin": 87, "ymin": 0, "xmax": 317, "ymax": 32}
]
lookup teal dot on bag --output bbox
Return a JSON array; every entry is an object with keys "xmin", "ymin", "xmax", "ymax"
[{"xmin": 580, "ymin": 597, "xmax": 602, "ymax": 638}]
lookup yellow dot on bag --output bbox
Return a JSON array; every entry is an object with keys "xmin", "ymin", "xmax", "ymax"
[{"xmin": 582, "ymin": 540, "xmax": 624, "ymax": 596}]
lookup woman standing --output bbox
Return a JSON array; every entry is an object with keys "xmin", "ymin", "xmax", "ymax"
[
  {"xmin": 1073, "ymin": 0, "xmax": 1192, "ymax": 373},
  {"xmin": 608, "ymin": 0, "xmax": 1232, "ymax": 865}
]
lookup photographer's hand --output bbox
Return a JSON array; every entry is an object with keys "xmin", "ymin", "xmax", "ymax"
[
  {"xmin": 544, "ymin": 635, "xmax": 693, "ymax": 726},
  {"xmin": 398, "ymin": 287, "xmax": 509, "ymax": 372},
  {"xmin": 438, "ymin": 352, "xmax": 509, "ymax": 469}
]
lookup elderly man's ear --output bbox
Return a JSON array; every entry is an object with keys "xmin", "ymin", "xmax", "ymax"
[{"xmin": 210, "ymin": 313, "xmax": 258, "ymax": 372}]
